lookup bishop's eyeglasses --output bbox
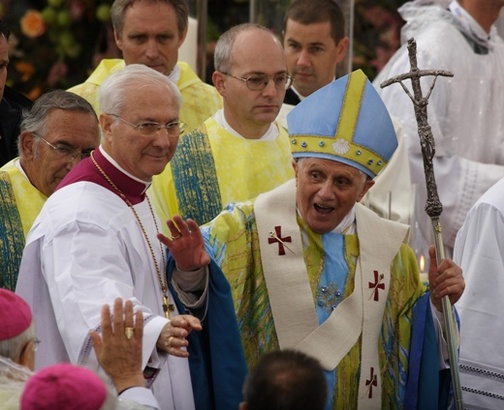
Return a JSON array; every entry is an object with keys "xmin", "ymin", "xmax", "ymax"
[
  {"xmin": 221, "ymin": 72, "xmax": 292, "ymax": 91},
  {"xmin": 108, "ymin": 114, "xmax": 187, "ymax": 137}
]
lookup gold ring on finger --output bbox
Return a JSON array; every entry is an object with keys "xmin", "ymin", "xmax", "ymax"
[{"xmin": 125, "ymin": 327, "xmax": 134, "ymax": 340}]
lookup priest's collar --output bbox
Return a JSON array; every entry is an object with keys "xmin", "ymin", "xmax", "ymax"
[
  {"xmin": 168, "ymin": 63, "xmax": 181, "ymax": 84},
  {"xmin": 290, "ymin": 79, "xmax": 336, "ymax": 101},
  {"xmin": 289, "ymin": 86, "xmax": 305, "ymax": 102},
  {"xmin": 332, "ymin": 206, "xmax": 356, "ymax": 234},
  {"xmin": 96, "ymin": 146, "xmax": 151, "ymax": 199}
]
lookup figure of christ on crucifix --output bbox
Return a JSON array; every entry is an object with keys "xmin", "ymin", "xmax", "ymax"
[
  {"xmin": 374, "ymin": 0, "xmax": 504, "ymax": 257},
  {"xmin": 380, "ymin": 37, "xmax": 462, "ymax": 409}
]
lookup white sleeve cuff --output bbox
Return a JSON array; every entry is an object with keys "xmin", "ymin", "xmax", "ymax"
[{"xmin": 119, "ymin": 387, "xmax": 160, "ymax": 409}]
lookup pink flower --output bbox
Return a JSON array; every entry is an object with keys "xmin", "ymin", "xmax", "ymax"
[{"xmin": 70, "ymin": 0, "xmax": 85, "ymax": 21}]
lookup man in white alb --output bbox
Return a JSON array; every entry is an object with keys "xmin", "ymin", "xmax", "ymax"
[{"xmin": 16, "ymin": 64, "xmax": 217, "ymax": 410}]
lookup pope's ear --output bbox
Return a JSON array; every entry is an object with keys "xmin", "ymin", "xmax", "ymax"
[
  {"xmin": 292, "ymin": 159, "xmax": 300, "ymax": 186},
  {"xmin": 357, "ymin": 178, "xmax": 375, "ymax": 202}
]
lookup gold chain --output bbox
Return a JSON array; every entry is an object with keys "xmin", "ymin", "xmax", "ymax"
[{"xmin": 90, "ymin": 151, "xmax": 174, "ymax": 319}]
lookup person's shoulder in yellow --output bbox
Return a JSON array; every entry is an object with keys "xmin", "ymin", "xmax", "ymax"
[
  {"xmin": 68, "ymin": 58, "xmax": 222, "ymax": 130},
  {"xmin": 68, "ymin": 59, "xmax": 125, "ymax": 114},
  {"xmin": 176, "ymin": 61, "xmax": 222, "ymax": 132}
]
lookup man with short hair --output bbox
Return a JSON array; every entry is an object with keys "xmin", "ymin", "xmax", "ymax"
[
  {"xmin": 240, "ymin": 350, "xmax": 327, "ymax": 410},
  {"xmin": 0, "ymin": 90, "xmax": 99, "ymax": 290},
  {"xmin": 17, "ymin": 64, "xmax": 246, "ymax": 410},
  {"xmin": 149, "ymin": 23, "xmax": 295, "ymax": 225},
  {"xmin": 0, "ymin": 19, "xmax": 33, "ymax": 167},
  {"xmin": 282, "ymin": 0, "xmax": 348, "ymax": 106},
  {"xmin": 162, "ymin": 70, "xmax": 465, "ymax": 408},
  {"xmin": 68, "ymin": 0, "xmax": 221, "ymax": 132}
]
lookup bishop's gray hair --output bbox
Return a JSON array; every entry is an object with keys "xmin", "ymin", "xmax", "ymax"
[
  {"xmin": 99, "ymin": 63, "xmax": 181, "ymax": 116},
  {"xmin": 0, "ymin": 321, "xmax": 35, "ymax": 363},
  {"xmin": 17, "ymin": 90, "xmax": 98, "ymax": 157}
]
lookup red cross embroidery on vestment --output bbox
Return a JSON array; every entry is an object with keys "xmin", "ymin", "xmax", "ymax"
[
  {"xmin": 369, "ymin": 270, "xmax": 385, "ymax": 301},
  {"xmin": 268, "ymin": 225, "xmax": 292, "ymax": 256},
  {"xmin": 365, "ymin": 366, "xmax": 378, "ymax": 398}
]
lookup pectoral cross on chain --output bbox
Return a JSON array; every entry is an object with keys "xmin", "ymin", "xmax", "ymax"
[{"xmin": 163, "ymin": 294, "xmax": 174, "ymax": 319}]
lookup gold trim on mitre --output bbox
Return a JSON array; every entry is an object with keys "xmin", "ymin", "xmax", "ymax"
[{"xmin": 290, "ymin": 70, "xmax": 388, "ymax": 177}]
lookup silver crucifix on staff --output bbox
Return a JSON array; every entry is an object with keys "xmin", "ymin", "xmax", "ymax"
[{"xmin": 380, "ymin": 37, "xmax": 463, "ymax": 409}]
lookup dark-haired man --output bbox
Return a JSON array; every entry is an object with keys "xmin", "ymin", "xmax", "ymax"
[
  {"xmin": 282, "ymin": 0, "xmax": 348, "ymax": 106},
  {"xmin": 240, "ymin": 350, "xmax": 327, "ymax": 410},
  {"xmin": 68, "ymin": 0, "xmax": 221, "ymax": 133},
  {"xmin": 0, "ymin": 19, "xmax": 33, "ymax": 167}
]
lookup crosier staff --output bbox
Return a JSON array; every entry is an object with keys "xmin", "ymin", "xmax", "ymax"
[{"xmin": 380, "ymin": 37, "xmax": 462, "ymax": 410}]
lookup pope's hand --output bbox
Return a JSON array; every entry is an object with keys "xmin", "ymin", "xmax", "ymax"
[
  {"xmin": 157, "ymin": 215, "xmax": 211, "ymax": 271},
  {"xmin": 156, "ymin": 314, "xmax": 202, "ymax": 357},
  {"xmin": 428, "ymin": 245, "xmax": 465, "ymax": 311}
]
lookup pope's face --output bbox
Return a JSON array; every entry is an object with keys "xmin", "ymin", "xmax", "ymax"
[
  {"xmin": 283, "ymin": 19, "xmax": 347, "ymax": 98},
  {"xmin": 100, "ymin": 83, "xmax": 180, "ymax": 182},
  {"xmin": 115, "ymin": 0, "xmax": 187, "ymax": 76},
  {"xmin": 294, "ymin": 158, "xmax": 374, "ymax": 233}
]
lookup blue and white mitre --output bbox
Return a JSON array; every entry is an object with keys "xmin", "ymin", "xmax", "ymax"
[{"xmin": 288, "ymin": 69, "xmax": 397, "ymax": 179}]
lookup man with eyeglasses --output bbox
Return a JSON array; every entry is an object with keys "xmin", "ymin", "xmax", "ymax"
[
  {"xmin": 0, "ymin": 90, "xmax": 100, "ymax": 291},
  {"xmin": 149, "ymin": 23, "xmax": 295, "ymax": 226},
  {"xmin": 16, "ymin": 64, "xmax": 247, "ymax": 410},
  {"xmin": 68, "ymin": 0, "xmax": 222, "ymax": 133}
]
